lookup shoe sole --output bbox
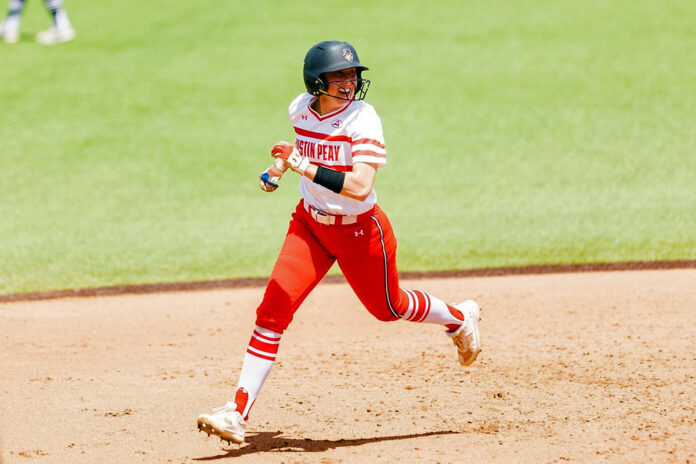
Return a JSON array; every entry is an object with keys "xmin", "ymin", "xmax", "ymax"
[
  {"xmin": 456, "ymin": 302, "xmax": 481, "ymax": 366},
  {"xmin": 197, "ymin": 417, "xmax": 244, "ymax": 444},
  {"xmin": 36, "ymin": 36, "xmax": 74, "ymax": 45},
  {"xmin": 460, "ymin": 313, "xmax": 481, "ymax": 366},
  {"xmin": 36, "ymin": 30, "xmax": 75, "ymax": 45}
]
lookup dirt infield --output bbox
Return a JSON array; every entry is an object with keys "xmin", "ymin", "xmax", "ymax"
[{"xmin": 1, "ymin": 269, "xmax": 695, "ymax": 463}]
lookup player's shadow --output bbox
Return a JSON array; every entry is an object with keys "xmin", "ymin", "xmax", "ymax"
[{"xmin": 193, "ymin": 430, "xmax": 460, "ymax": 460}]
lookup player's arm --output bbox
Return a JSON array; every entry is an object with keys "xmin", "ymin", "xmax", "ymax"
[
  {"xmin": 270, "ymin": 142, "xmax": 377, "ymax": 201},
  {"xmin": 303, "ymin": 162, "xmax": 376, "ymax": 201}
]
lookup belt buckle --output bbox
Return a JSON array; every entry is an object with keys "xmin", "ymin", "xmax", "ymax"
[{"xmin": 311, "ymin": 206, "xmax": 334, "ymax": 225}]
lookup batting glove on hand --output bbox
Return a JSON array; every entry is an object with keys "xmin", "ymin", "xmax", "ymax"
[
  {"xmin": 259, "ymin": 159, "xmax": 287, "ymax": 192},
  {"xmin": 271, "ymin": 141, "xmax": 310, "ymax": 174}
]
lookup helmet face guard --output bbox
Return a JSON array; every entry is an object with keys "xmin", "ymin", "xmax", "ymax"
[
  {"xmin": 303, "ymin": 41, "xmax": 370, "ymax": 101},
  {"xmin": 318, "ymin": 77, "xmax": 371, "ymax": 101}
]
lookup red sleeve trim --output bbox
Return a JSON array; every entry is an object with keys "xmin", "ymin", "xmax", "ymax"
[
  {"xmin": 352, "ymin": 150, "xmax": 386, "ymax": 158},
  {"xmin": 352, "ymin": 138, "xmax": 386, "ymax": 149}
]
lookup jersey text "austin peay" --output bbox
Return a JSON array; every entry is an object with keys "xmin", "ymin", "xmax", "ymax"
[{"xmin": 289, "ymin": 92, "xmax": 387, "ymax": 216}]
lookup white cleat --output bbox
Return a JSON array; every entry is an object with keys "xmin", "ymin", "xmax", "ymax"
[
  {"xmin": 197, "ymin": 402, "xmax": 246, "ymax": 444},
  {"xmin": 36, "ymin": 25, "xmax": 75, "ymax": 45},
  {"xmin": 1, "ymin": 19, "xmax": 20, "ymax": 44},
  {"xmin": 448, "ymin": 300, "xmax": 481, "ymax": 366}
]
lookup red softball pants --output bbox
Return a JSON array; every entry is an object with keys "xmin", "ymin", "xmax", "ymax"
[{"xmin": 256, "ymin": 200, "xmax": 410, "ymax": 333}]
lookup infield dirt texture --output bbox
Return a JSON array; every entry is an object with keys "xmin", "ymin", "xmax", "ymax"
[{"xmin": 1, "ymin": 269, "xmax": 695, "ymax": 463}]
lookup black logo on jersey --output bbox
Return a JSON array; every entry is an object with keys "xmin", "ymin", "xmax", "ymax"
[{"xmin": 331, "ymin": 120, "xmax": 342, "ymax": 128}]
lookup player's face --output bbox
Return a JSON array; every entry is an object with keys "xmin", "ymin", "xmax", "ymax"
[{"xmin": 324, "ymin": 68, "xmax": 358, "ymax": 100}]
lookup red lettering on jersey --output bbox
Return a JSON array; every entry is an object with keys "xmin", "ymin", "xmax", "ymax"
[
  {"xmin": 300, "ymin": 141, "xmax": 344, "ymax": 162},
  {"xmin": 329, "ymin": 145, "xmax": 339, "ymax": 161},
  {"xmin": 296, "ymin": 139, "xmax": 318, "ymax": 158},
  {"xmin": 321, "ymin": 144, "xmax": 331, "ymax": 160}
]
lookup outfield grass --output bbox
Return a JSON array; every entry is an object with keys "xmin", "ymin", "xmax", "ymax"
[{"xmin": 1, "ymin": 0, "xmax": 694, "ymax": 294}]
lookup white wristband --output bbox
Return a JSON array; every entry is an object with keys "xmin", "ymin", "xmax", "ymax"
[
  {"xmin": 296, "ymin": 156, "xmax": 311, "ymax": 174},
  {"xmin": 288, "ymin": 148, "xmax": 310, "ymax": 174}
]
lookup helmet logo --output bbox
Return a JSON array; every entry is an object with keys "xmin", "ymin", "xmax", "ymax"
[{"xmin": 342, "ymin": 49, "xmax": 354, "ymax": 62}]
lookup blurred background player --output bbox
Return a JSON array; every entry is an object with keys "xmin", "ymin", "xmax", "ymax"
[
  {"xmin": 196, "ymin": 40, "xmax": 482, "ymax": 445},
  {"xmin": 0, "ymin": 0, "xmax": 75, "ymax": 44}
]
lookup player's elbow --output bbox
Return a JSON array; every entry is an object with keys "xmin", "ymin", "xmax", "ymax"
[
  {"xmin": 342, "ymin": 185, "xmax": 371, "ymax": 201},
  {"xmin": 342, "ymin": 163, "xmax": 377, "ymax": 201},
  {"xmin": 354, "ymin": 187, "xmax": 371, "ymax": 201}
]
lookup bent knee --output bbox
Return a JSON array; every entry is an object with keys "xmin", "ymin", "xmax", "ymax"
[
  {"xmin": 375, "ymin": 313, "xmax": 400, "ymax": 322},
  {"xmin": 364, "ymin": 302, "xmax": 402, "ymax": 322},
  {"xmin": 256, "ymin": 303, "xmax": 292, "ymax": 334}
]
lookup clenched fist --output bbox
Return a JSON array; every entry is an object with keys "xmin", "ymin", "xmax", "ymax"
[
  {"xmin": 259, "ymin": 159, "xmax": 288, "ymax": 192},
  {"xmin": 271, "ymin": 141, "xmax": 310, "ymax": 174}
]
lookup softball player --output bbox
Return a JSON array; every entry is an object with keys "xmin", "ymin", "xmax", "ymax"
[
  {"xmin": 197, "ymin": 40, "xmax": 482, "ymax": 445},
  {"xmin": 0, "ymin": 0, "xmax": 74, "ymax": 44}
]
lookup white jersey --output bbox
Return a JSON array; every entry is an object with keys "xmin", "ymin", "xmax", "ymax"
[{"xmin": 288, "ymin": 92, "xmax": 387, "ymax": 216}]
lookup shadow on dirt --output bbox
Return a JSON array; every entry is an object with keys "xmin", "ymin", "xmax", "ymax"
[{"xmin": 193, "ymin": 430, "xmax": 460, "ymax": 460}]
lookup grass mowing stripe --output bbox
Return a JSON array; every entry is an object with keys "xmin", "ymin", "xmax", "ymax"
[{"xmin": 1, "ymin": 0, "xmax": 694, "ymax": 293}]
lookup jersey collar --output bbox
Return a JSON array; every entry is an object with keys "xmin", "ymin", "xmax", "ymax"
[{"xmin": 308, "ymin": 97, "xmax": 353, "ymax": 121}]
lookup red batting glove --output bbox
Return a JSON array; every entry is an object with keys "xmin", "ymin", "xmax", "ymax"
[{"xmin": 271, "ymin": 141, "xmax": 310, "ymax": 174}]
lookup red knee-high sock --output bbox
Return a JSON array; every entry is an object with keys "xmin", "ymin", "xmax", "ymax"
[
  {"xmin": 234, "ymin": 326, "xmax": 281, "ymax": 420},
  {"xmin": 401, "ymin": 290, "xmax": 464, "ymax": 332}
]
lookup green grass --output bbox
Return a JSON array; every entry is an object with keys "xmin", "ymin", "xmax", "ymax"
[{"xmin": 1, "ymin": 0, "xmax": 695, "ymax": 294}]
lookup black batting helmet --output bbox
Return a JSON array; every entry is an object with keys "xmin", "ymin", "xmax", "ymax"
[{"xmin": 303, "ymin": 41, "xmax": 370, "ymax": 100}]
